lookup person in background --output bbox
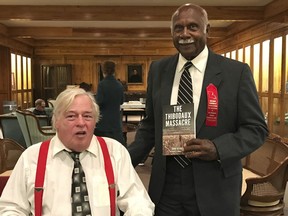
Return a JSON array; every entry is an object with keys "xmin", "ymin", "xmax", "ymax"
[
  {"xmin": 118, "ymin": 79, "xmax": 128, "ymax": 92},
  {"xmin": 33, "ymin": 98, "xmax": 47, "ymax": 115},
  {"xmin": 0, "ymin": 88, "xmax": 154, "ymax": 215},
  {"xmin": 79, "ymin": 81, "xmax": 92, "ymax": 92},
  {"xmin": 94, "ymin": 61, "xmax": 126, "ymax": 147},
  {"xmin": 128, "ymin": 3, "xmax": 268, "ymax": 216}
]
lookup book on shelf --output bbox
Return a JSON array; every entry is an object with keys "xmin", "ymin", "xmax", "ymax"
[{"xmin": 162, "ymin": 103, "xmax": 195, "ymax": 155}]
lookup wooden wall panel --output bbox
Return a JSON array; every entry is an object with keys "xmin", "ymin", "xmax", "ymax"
[
  {"xmin": 34, "ymin": 46, "xmax": 176, "ymax": 57},
  {"xmin": 0, "ymin": 46, "xmax": 11, "ymax": 113},
  {"xmin": 33, "ymin": 39, "xmax": 175, "ymax": 56},
  {"xmin": 32, "ymin": 39, "xmax": 176, "ymax": 96},
  {"xmin": 0, "ymin": 36, "xmax": 33, "ymax": 56},
  {"xmin": 211, "ymin": 20, "xmax": 288, "ymax": 52},
  {"xmin": 68, "ymin": 59, "xmax": 95, "ymax": 88},
  {"xmin": 33, "ymin": 55, "xmax": 155, "ymax": 95},
  {"xmin": 264, "ymin": 0, "xmax": 288, "ymax": 18}
]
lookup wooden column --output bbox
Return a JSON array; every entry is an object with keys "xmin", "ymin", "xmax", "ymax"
[{"xmin": 0, "ymin": 46, "xmax": 11, "ymax": 114}]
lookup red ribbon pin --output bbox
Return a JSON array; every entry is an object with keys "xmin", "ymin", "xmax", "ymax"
[{"xmin": 206, "ymin": 83, "xmax": 218, "ymax": 126}]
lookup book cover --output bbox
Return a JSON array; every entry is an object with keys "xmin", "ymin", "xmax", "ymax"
[{"xmin": 162, "ymin": 103, "xmax": 195, "ymax": 155}]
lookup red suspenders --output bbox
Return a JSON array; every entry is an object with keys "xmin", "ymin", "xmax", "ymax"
[
  {"xmin": 34, "ymin": 136, "xmax": 116, "ymax": 216},
  {"xmin": 97, "ymin": 136, "xmax": 116, "ymax": 216},
  {"xmin": 34, "ymin": 140, "xmax": 50, "ymax": 216}
]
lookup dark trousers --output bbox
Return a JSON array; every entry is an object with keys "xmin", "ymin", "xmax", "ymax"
[
  {"xmin": 155, "ymin": 157, "xmax": 201, "ymax": 216},
  {"xmin": 94, "ymin": 128, "xmax": 127, "ymax": 148}
]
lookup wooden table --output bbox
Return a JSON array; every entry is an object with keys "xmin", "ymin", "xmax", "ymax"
[
  {"xmin": 122, "ymin": 108, "xmax": 146, "ymax": 123},
  {"xmin": 121, "ymin": 102, "xmax": 146, "ymax": 123}
]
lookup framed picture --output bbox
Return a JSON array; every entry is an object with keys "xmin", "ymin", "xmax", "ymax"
[{"xmin": 127, "ymin": 64, "xmax": 143, "ymax": 84}]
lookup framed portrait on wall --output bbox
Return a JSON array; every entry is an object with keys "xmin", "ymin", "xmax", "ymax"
[{"xmin": 127, "ymin": 64, "xmax": 143, "ymax": 84}]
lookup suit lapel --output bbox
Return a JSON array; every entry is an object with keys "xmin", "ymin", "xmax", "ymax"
[
  {"xmin": 160, "ymin": 55, "xmax": 179, "ymax": 106},
  {"xmin": 156, "ymin": 52, "xmax": 223, "ymax": 134},
  {"xmin": 196, "ymin": 51, "xmax": 223, "ymax": 134}
]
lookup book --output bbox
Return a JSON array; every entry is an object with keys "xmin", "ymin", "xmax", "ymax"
[{"xmin": 162, "ymin": 103, "xmax": 195, "ymax": 155}]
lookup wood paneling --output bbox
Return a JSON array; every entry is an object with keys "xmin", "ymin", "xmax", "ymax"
[
  {"xmin": 34, "ymin": 56, "xmax": 152, "ymax": 96},
  {"xmin": 33, "ymin": 39, "xmax": 176, "ymax": 56},
  {"xmin": 0, "ymin": 6, "xmax": 263, "ymax": 21},
  {"xmin": 0, "ymin": 46, "xmax": 11, "ymax": 114},
  {"xmin": 1, "ymin": 2, "xmax": 286, "ymax": 42},
  {"xmin": 211, "ymin": 20, "xmax": 288, "ymax": 52},
  {"xmin": 264, "ymin": 0, "xmax": 288, "ymax": 18},
  {"xmin": 210, "ymin": 20, "xmax": 288, "ymax": 138}
]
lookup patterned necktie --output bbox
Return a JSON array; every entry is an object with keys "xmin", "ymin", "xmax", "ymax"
[
  {"xmin": 175, "ymin": 61, "xmax": 193, "ymax": 168},
  {"xmin": 69, "ymin": 152, "xmax": 92, "ymax": 216}
]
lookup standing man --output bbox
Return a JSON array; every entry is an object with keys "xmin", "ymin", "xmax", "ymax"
[
  {"xmin": 0, "ymin": 88, "xmax": 154, "ymax": 215},
  {"xmin": 94, "ymin": 61, "xmax": 126, "ymax": 146},
  {"xmin": 128, "ymin": 3, "xmax": 268, "ymax": 216}
]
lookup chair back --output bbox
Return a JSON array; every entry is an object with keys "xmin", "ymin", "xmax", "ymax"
[
  {"xmin": 0, "ymin": 114, "xmax": 26, "ymax": 148},
  {"xmin": 241, "ymin": 133, "xmax": 288, "ymax": 215},
  {"xmin": 242, "ymin": 133, "xmax": 288, "ymax": 176},
  {"xmin": 47, "ymin": 99, "xmax": 55, "ymax": 108},
  {"xmin": 16, "ymin": 110, "xmax": 31, "ymax": 147},
  {"xmin": 0, "ymin": 138, "xmax": 25, "ymax": 173},
  {"xmin": 16, "ymin": 110, "xmax": 55, "ymax": 148}
]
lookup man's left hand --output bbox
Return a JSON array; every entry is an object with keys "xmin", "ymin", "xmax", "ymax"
[{"xmin": 183, "ymin": 138, "xmax": 218, "ymax": 161}]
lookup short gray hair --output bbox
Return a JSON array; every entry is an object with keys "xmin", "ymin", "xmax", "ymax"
[
  {"xmin": 170, "ymin": 3, "xmax": 209, "ymax": 34},
  {"xmin": 51, "ymin": 88, "xmax": 99, "ymax": 128}
]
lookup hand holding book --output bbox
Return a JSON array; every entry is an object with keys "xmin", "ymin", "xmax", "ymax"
[
  {"xmin": 162, "ymin": 104, "xmax": 195, "ymax": 155},
  {"xmin": 183, "ymin": 138, "xmax": 219, "ymax": 161}
]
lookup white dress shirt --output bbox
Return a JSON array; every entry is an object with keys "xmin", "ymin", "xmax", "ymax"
[
  {"xmin": 0, "ymin": 135, "xmax": 154, "ymax": 216},
  {"xmin": 171, "ymin": 46, "xmax": 209, "ymax": 132}
]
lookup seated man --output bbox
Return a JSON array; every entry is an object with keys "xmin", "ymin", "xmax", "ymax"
[
  {"xmin": 0, "ymin": 88, "xmax": 154, "ymax": 215},
  {"xmin": 32, "ymin": 98, "xmax": 47, "ymax": 116}
]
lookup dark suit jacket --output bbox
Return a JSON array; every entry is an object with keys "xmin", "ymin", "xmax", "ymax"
[
  {"xmin": 129, "ymin": 51, "xmax": 268, "ymax": 216},
  {"xmin": 95, "ymin": 75, "xmax": 124, "ymax": 132}
]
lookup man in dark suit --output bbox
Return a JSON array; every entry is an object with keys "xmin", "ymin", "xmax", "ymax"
[
  {"xmin": 128, "ymin": 3, "xmax": 268, "ymax": 216},
  {"xmin": 94, "ymin": 61, "xmax": 126, "ymax": 146}
]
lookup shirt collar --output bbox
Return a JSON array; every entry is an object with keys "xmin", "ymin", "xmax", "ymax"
[
  {"xmin": 177, "ymin": 45, "xmax": 209, "ymax": 74},
  {"xmin": 51, "ymin": 135, "xmax": 98, "ymax": 158}
]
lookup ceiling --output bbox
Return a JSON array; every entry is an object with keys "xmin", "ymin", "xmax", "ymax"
[{"xmin": 0, "ymin": 0, "xmax": 276, "ymax": 42}]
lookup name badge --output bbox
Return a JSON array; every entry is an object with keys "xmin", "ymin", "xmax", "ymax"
[{"xmin": 206, "ymin": 83, "xmax": 218, "ymax": 126}]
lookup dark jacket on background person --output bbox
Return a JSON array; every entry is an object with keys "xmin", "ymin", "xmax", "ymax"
[{"xmin": 94, "ymin": 74, "xmax": 125, "ymax": 145}]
